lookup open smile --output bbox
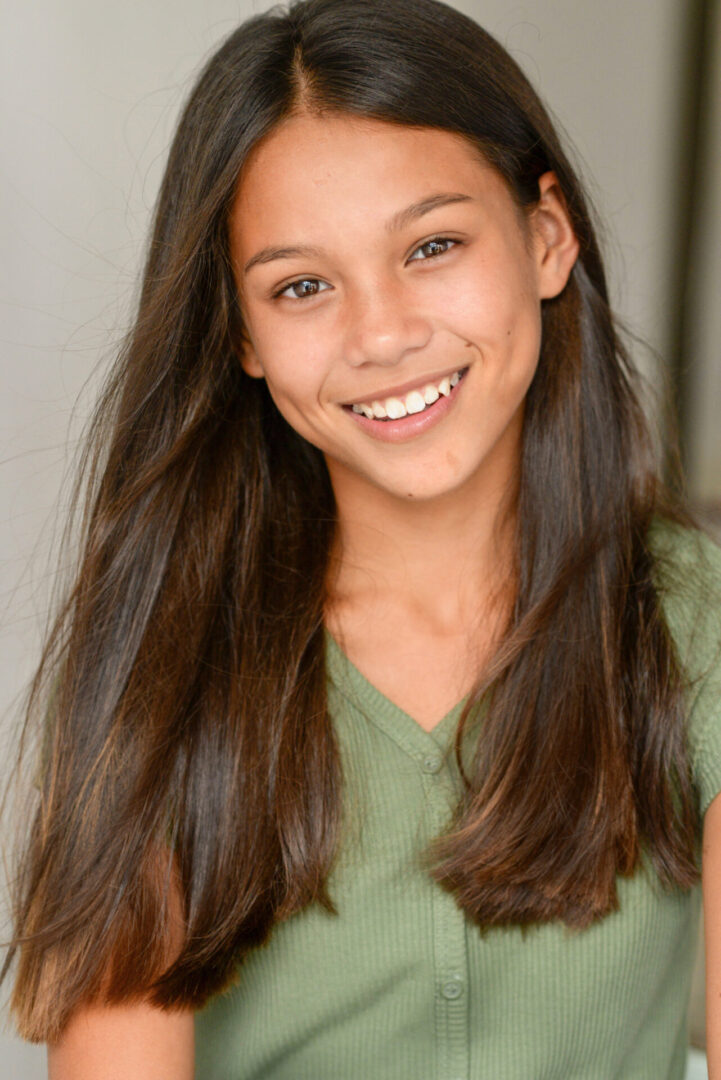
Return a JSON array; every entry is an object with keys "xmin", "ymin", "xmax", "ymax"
[{"xmin": 342, "ymin": 366, "xmax": 469, "ymax": 444}]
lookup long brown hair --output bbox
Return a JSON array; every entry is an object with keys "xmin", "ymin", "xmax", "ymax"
[{"xmin": 3, "ymin": 0, "xmax": 701, "ymax": 1041}]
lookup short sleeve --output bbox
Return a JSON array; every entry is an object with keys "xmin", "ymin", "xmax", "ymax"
[{"xmin": 651, "ymin": 520, "xmax": 721, "ymax": 817}]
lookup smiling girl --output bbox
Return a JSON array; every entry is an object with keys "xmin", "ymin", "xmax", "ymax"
[{"xmin": 5, "ymin": 1, "xmax": 721, "ymax": 1077}]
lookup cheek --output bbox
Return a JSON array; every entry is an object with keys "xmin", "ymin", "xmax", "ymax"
[
  {"xmin": 448, "ymin": 259, "xmax": 542, "ymax": 407},
  {"xmin": 429, "ymin": 248, "xmax": 540, "ymax": 348},
  {"xmin": 251, "ymin": 336, "xmax": 333, "ymax": 439},
  {"xmin": 252, "ymin": 308, "xmax": 331, "ymax": 381},
  {"xmin": 492, "ymin": 299, "xmax": 542, "ymax": 403},
  {"xmin": 442, "ymin": 286, "xmax": 543, "ymax": 394}
]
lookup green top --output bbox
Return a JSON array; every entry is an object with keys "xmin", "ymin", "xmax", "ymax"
[{"xmin": 195, "ymin": 523, "xmax": 721, "ymax": 1079}]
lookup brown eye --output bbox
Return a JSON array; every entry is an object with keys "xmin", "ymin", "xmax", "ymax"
[
  {"xmin": 275, "ymin": 278, "xmax": 331, "ymax": 300},
  {"xmin": 409, "ymin": 237, "xmax": 457, "ymax": 261}
]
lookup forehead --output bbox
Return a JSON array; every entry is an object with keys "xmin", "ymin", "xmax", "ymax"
[{"xmin": 230, "ymin": 112, "xmax": 512, "ymax": 252}]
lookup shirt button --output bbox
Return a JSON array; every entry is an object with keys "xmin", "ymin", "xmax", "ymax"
[
  {"xmin": 441, "ymin": 975, "xmax": 464, "ymax": 1000},
  {"xmin": 422, "ymin": 753, "xmax": 442, "ymax": 774}
]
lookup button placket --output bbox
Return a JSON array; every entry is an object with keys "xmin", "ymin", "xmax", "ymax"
[
  {"xmin": 422, "ymin": 752, "xmax": 443, "ymax": 774},
  {"xmin": 441, "ymin": 974, "xmax": 464, "ymax": 1000},
  {"xmin": 325, "ymin": 628, "xmax": 473, "ymax": 1077},
  {"xmin": 427, "ymin": 774, "xmax": 469, "ymax": 1080}
]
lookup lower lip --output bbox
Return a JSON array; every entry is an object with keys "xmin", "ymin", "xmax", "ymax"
[{"xmin": 342, "ymin": 369, "xmax": 469, "ymax": 444}]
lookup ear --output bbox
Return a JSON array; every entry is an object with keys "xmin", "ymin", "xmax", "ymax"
[
  {"xmin": 239, "ymin": 342, "xmax": 265, "ymax": 379},
  {"xmin": 234, "ymin": 324, "xmax": 265, "ymax": 379},
  {"xmin": 530, "ymin": 171, "xmax": 580, "ymax": 300}
]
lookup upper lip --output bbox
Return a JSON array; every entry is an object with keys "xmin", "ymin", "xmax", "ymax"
[{"xmin": 339, "ymin": 364, "xmax": 468, "ymax": 407}]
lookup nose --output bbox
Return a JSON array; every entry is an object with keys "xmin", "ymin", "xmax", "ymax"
[{"xmin": 342, "ymin": 276, "xmax": 432, "ymax": 368}]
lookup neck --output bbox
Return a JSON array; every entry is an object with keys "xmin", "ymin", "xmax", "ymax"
[{"xmin": 325, "ymin": 464, "xmax": 518, "ymax": 640}]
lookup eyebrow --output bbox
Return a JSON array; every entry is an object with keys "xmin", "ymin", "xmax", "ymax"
[{"xmin": 242, "ymin": 192, "xmax": 474, "ymax": 275}]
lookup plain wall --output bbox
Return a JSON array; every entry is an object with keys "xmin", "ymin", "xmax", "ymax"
[
  {"xmin": 686, "ymin": 0, "xmax": 721, "ymax": 503},
  {"xmin": 0, "ymin": 0, "xmax": 699, "ymax": 1073}
]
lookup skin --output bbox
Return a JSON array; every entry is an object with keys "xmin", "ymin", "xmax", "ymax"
[
  {"xmin": 234, "ymin": 112, "xmax": 572, "ymax": 509},
  {"xmin": 47, "ymin": 1006, "xmax": 194, "ymax": 1080},
  {"xmin": 47, "ymin": 866, "xmax": 194, "ymax": 1079},
  {"xmin": 49, "ymin": 110, "xmax": 721, "ymax": 1073},
  {"xmin": 48, "ymin": 111, "xmax": 579, "ymax": 1075},
  {"xmin": 234, "ymin": 115, "xmax": 721, "ymax": 1076},
  {"xmin": 232, "ymin": 111, "xmax": 579, "ymax": 726}
]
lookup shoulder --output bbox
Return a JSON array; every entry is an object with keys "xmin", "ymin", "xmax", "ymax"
[
  {"xmin": 648, "ymin": 516, "xmax": 721, "ymax": 817},
  {"xmin": 648, "ymin": 516, "xmax": 721, "ymax": 677},
  {"xmin": 648, "ymin": 514, "xmax": 721, "ymax": 595}
]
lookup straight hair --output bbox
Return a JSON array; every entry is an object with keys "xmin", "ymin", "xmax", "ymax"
[{"xmin": 4, "ymin": 0, "xmax": 700, "ymax": 1041}]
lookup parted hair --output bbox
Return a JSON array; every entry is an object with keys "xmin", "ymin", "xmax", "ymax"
[{"xmin": 4, "ymin": 0, "xmax": 699, "ymax": 1041}]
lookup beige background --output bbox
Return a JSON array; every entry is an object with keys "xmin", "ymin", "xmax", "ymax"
[{"xmin": 1, "ymin": 1, "xmax": 717, "ymax": 1074}]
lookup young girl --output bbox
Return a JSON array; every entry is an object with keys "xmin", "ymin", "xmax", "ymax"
[{"xmin": 5, "ymin": 0, "xmax": 721, "ymax": 1076}]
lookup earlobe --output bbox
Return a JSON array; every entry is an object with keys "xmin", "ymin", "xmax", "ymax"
[
  {"xmin": 238, "ymin": 339, "xmax": 265, "ymax": 380},
  {"xmin": 231, "ymin": 296, "xmax": 265, "ymax": 379},
  {"xmin": 532, "ymin": 171, "xmax": 580, "ymax": 300}
]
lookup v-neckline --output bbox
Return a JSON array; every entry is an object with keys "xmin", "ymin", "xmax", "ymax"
[{"xmin": 323, "ymin": 626, "xmax": 475, "ymax": 758}]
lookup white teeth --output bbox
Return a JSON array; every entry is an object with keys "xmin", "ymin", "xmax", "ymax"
[
  {"xmin": 350, "ymin": 368, "xmax": 464, "ymax": 418},
  {"xmin": 405, "ymin": 390, "xmax": 426, "ymax": 415},
  {"xmin": 385, "ymin": 397, "xmax": 407, "ymax": 419}
]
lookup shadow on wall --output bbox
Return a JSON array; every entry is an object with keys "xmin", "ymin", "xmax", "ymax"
[{"xmin": 673, "ymin": 1, "xmax": 721, "ymax": 506}]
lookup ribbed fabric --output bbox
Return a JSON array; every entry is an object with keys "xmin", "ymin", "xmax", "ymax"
[{"xmin": 195, "ymin": 523, "xmax": 721, "ymax": 1079}]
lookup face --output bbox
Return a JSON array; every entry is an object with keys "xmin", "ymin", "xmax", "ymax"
[{"xmin": 229, "ymin": 112, "xmax": 578, "ymax": 507}]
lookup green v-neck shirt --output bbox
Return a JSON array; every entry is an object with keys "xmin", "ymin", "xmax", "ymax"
[{"xmin": 195, "ymin": 523, "xmax": 721, "ymax": 1079}]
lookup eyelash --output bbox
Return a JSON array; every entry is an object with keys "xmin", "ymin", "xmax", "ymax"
[{"xmin": 271, "ymin": 235, "xmax": 459, "ymax": 301}]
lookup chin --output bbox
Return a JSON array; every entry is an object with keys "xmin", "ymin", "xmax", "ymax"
[{"xmin": 377, "ymin": 472, "xmax": 475, "ymax": 503}]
